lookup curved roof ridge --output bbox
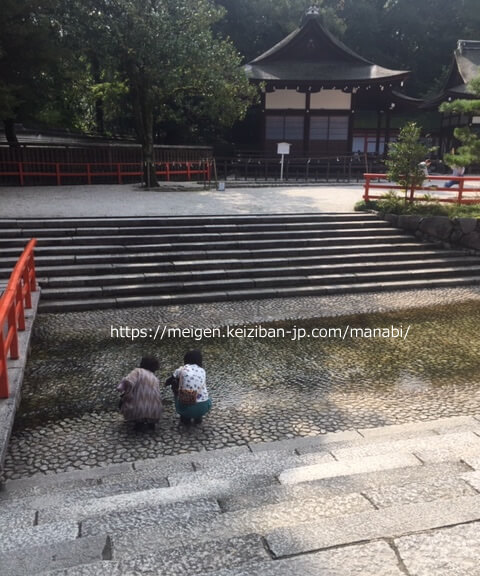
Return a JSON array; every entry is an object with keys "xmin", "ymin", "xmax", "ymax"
[{"xmin": 249, "ymin": 16, "xmax": 373, "ymax": 66}]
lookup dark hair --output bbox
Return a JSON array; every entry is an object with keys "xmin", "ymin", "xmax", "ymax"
[
  {"xmin": 140, "ymin": 356, "xmax": 160, "ymax": 373},
  {"xmin": 184, "ymin": 349, "xmax": 202, "ymax": 367}
]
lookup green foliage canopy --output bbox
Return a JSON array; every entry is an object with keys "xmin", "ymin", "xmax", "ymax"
[
  {"xmin": 440, "ymin": 76, "xmax": 480, "ymax": 167},
  {"xmin": 57, "ymin": 0, "xmax": 257, "ymax": 184},
  {"xmin": 0, "ymin": 0, "xmax": 67, "ymax": 141}
]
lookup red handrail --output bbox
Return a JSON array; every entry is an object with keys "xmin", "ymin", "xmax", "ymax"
[
  {"xmin": 0, "ymin": 239, "xmax": 37, "ymax": 398},
  {"xmin": 363, "ymin": 173, "xmax": 480, "ymax": 204}
]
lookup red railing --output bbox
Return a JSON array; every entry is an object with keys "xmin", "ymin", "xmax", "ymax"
[
  {"xmin": 364, "ymin": 173, "xmax": 480, "ymax": 204},
  {"xmin": 0, "ymin": 239, "xmax": 37, "ymax": 398},
  {"xmin": 0, "ymin": 160, "xmax": 211, "ymax": 186}
]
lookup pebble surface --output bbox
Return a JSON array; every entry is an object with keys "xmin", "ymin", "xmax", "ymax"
[{"xmin": 4, "ymin": 286, "xmax": 480, "ymax": 480}]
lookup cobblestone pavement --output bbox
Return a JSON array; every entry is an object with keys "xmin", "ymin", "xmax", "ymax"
[{"xmin": 4, "ymin": 286, "xmax": 480, "ymax": 481}]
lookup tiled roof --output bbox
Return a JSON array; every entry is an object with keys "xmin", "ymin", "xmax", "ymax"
[{"xmin": 245, "ymin": 14, "xmax": 408, "ymax": 85}]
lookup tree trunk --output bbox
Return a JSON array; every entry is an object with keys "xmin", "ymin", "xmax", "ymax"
[
  {"xmin": 142, "ymin": 131, "xmax": 157, "ymax": 189},
  {"xmin": 129, "ymin": 69, "xmax": 158, "ymax": 187},
  {"xmin": 4, "ymin": 119, "xmax": 19, "ymax": 147}
]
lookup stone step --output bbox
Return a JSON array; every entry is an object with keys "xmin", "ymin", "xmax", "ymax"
[
  {"xmin": 36, "ymin": 257, "xmax": 480, "ymax": 288},
  {"xmin": 41, "ymin": 533, "xmax": 269, "ymax": 576},
  {"xmin": 0, "ymin": 241, "xmax": 437, "ymax": 267},
  {"xmin": 104, "ymin": 464, "xmax": 478, "ymax": 558},
  {"xmin": 0, "ymin": 248, "xmax": 468, "ymax": 279},
  {"xmin": 0, "ymin": 457, "xmax": 192, "ymax": 501},
  {"xmin": 4, "ymin": 421, "xmax": 474, "ymax": 517},
  {"xmin": 38, "ymin": 264, "xmax": 480, "ymax": 301},
  {"xmin": 3, "ymin": 418, "xmax": 480, "ymax": 575},
  {"xmin": 0, "ymin": 230, "xmax": 407, "ymax": 249},
  {"xmin": 264, "ymin": 493, "xmax": 480, "ymax": 558},
  {"xmin": 0, "ymin": 220, "xmax": 393, "ymax": 238},
  {"xmin": 220, "ymin": 460, "xmax": 472, "ymax": 512},
  {"xmin": 40, "ymin": 541, "xmax": 406, "ymax": 576},
  {"xmin": 38, "ymin": 274, "xmax": 480, "ymax": 311},
  {"xmin": 1, "ymin": 535, "xmax": 109, "ymax": 576},
  {"xmin": 18, "ymin": 456, "xmax": 479, "ymax": 576},
  {"xmin": 0, "ymin": 498, "xmax": 219, "ymax": 562},
  {"xmin": 0, "ymin": 213, "xmax": 380, "ymax": 230},
  {"xmin": 0, "ymin": 449, "xmax": 336, "ymax": 522}
]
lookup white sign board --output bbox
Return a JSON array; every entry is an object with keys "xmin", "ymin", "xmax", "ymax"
[{"xmin": 277, "ymin": 142, "xmax": 291, "ymax": 155}]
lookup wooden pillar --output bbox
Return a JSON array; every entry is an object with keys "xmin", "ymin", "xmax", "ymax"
[
  {"xmin": 348, "ymin": 91, "xmax": 356, "ymax": 154},
  {"xmin": 304, "ymin": 92, "xmax": 311, "ymax": 156},
  {"xmin": 261, "ymin": 91, "xmax": 266, "ymax": 155},
  {"xmin": 384, "ymin": 110, "xmax": 391, "ymax": 156},
  {"xmin": 375, "ymin": 110, "xmax": 382, "ymax": 155}
]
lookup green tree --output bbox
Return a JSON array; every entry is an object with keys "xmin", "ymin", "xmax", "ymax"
[
  {"xmin": 0, "ymin": 0, "xmax": 66, "ymax": 144},
  {"xmin": 385, "ymin": 122, "xmax": 436, "ymax": 202},
  {"xmin": 61, "ymin": 0, "xmax": 257, "ymax": 186},
  {"xmin": 339, "ymin": 0, "xmax": 480, "ymax": 97},
  {"xmin": 214, "ymin": 0, "xmax": 345, "ymax": 62},
  {"xmin": 440, "ymin": 76, "xmax": 480, "ymax": 168}
]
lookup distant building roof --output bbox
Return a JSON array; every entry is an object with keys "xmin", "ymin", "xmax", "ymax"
[
  {"xmin": 245, "ymin": 10, "xmax": 409, "ymax": 86},
  {"xmin": 450, "ymin": 40, "xmax": 480, "ymax": 93},
  {"xmin": 422, "ymin": 40, "xmax": 480, "ymax": 108}
]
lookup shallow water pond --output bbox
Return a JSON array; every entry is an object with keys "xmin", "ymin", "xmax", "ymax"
[{"xmin": 15, "ymin": 300, "xmax": 480, "ymax": 431}]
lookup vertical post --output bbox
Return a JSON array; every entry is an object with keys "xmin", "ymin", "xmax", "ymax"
[
  {"xmin": 375, "ymin": 110, "xmax": 382, "ymax": 155},
  {"xmin": 56, "ymin": 163, "xmax": 61, "ymax": 186},
  {"xmin": 280, "ymin": 154, "xmax": 285, "ymax": 181},
  {"xmin": 23, "ymin": 265, "xmax": 32, "ymax": 309},
  {"xmin": 8, "ymin": 302, "xmax": 19, "ymax": 360},
  {"xmin": 16, "ymin": 280, "xmax": 26, "ymax": 331},
  {"xmin": 384, "ymin": 110, "xmax": 391, "ymax": 156},
  {"xmin": 186, "ymin": 162, "xmax": 191, "ymax": 181},
  {"xmin": 0, "ymin": 330, "xmax": 9, "ymax": 399},
  {"xmin": 166, "ymin": 162, "xmax": 170, "ymax": 182},
  {"xmin": 364, "ymin": 175, "xmax": 370, "ymax": 201},
  {"xmin": 28, "ymin": 249, "xmax": 37, "ymax": 293},
  {"xmin": 18, "ymin": 161, "xmax": 24, "ymax": 186},
  {"xmin": 458, "ymin": 177, "xmax": 464, "ymax": 204}
]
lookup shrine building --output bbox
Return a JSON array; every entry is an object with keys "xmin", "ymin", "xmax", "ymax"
[
  {"xmin": 244, "ymin": 6, "xmax": 420, "ymax": 157},
  {"xmin": 423, "ymin": 40, "xmax": 480, "ymax": 156}
]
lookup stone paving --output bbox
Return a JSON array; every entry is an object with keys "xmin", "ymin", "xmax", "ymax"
[
  {"xmin": 0, "ymin": 182, "xmax": 364, "ymax": 218},
  {"xmin": 5, "ymin": 285, "xmax": 480, "ymax": 481}
]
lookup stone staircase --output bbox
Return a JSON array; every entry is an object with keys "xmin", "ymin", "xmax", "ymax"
[
  {"xmin": 1, "ymin": 213, "xmax": 480, "ymax": 313},
  {"xmin": 2, "ymin": 416, "xmax": 480, "ymax": 575}
]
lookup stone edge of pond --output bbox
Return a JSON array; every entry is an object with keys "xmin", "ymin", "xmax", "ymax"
[{"xmin": 0, "ymin": 291, "xmax": 40, "ymax": 474}]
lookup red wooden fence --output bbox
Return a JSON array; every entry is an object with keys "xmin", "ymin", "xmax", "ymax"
[
  {"xmin": 0, "ymin": 239, "xmax": 37, "ymax": 398},
  {"xmin": 0, "ymin": 160, "xmax": 211, "ymax": 186},
  {"xmin": 364, "ymin": 173, "xmax": 480, "ymax": 204}
]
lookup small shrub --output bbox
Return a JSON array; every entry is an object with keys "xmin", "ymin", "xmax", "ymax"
[
  {"xmin": 406, "ymin": 201, "xmax": 449, "ymax": 216},
  {"xmin": 448, "ymin": 204, "xmax": 480, "ymax": 218},
  {"xmin": 354, "ymin": 199, "xmax": 378, "ymax": 212},
  {"xmin": 376, "ymin": 192, "xmax": 405, "ymax": 214}
]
